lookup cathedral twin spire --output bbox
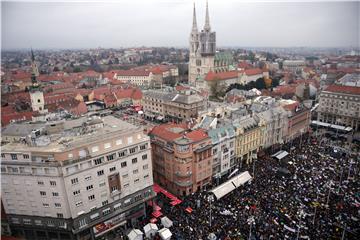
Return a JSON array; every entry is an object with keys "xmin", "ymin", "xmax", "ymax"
[{"xmin": 192, "ymin": 1, "xmax": 211, "ymax": 33}]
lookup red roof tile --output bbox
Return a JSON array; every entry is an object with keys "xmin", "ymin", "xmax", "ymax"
[
  {"xmin": 244, "ymin": 68, "xmax": 264, "ymax": 76},
  {"xmin": 1, "ymin": 111, "xmax": 34, "ymax": 126},
  {"xmin": 115, "ymin": 70, "xmax": 151, "ymax": 77},
  {"xmin": 205, "ymin": 71, "xmax": 238, "ymax": 81},
  {"xmin": 185, "ymin": 129, "xmax": 208, "ymax": 142},
  {"xmin": 324, "ymin": 85, "xmax": 360, "ymax": 95}
]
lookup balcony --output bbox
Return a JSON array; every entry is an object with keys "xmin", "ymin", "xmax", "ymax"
[
  {"xmin": 110, "ymin": 189, "xmax": 121, "ymax": 198},
  {"xmin": 174, "ymin": 180, "xmax": 192, "ymax": 187},
  {"xmin": 175, "ymin": 171, "xmax": 192, "ymax": 177}
]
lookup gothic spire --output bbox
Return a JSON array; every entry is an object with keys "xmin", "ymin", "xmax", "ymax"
[
  {"xmin": 31, "ymin": 48, "xmax": 35, "ymax": 62},
  {"xmin": 192, "ymin": 2, "xmax": 198, "ymax": 32},
  {"xmin": 204, "ymin": 0, "xmax": 211, "ymax": 31}
]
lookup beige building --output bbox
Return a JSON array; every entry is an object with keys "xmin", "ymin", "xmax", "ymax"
[
  {"xmin": 317, "ymin": 85, "xmax": 360, "ymax": 131},
  {"xmin": 233, "ymin": 115, "xmax": 265, "ymax": 165},
  {"xmin": 115, "ymin": 70, "xmax": 154, "ymax": 86},
  {"xmin": 1, "ymin": 116, "xmax": 154, "ymax": 240},
  {"xmin": 142, "ymin": 89, "xmax": 205, "ymax": 121}
]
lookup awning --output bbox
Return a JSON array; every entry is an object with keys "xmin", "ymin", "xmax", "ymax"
[
  {"xmin": 210, "ymin": 178, "xmax": 236, "ymax": 200},
  {"xmin": 271, "ymin": 150, "xmax": 289, "ymax": 160},
  {"xmin": 231, "ymin": 171, "xmax": 252, "ymax": 188},
  {"xmin": 210, "ymin": 171, "xmax": 252, "ymax": 200}
]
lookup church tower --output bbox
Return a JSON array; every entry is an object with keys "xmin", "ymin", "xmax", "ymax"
[
  {"xmin": 188, "ymin": 1, "xmax": 216, "ymax": 87},
  {"xmin": 29, "ymin": 49, "xmax": 45, "ymax": 112}
]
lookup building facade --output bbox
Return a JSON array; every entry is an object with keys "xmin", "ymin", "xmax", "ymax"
[
  {"xmin": 317, "ymin": 85, "xmax": 360, "ymax": 131},
  {"xmin": 149, "ymin": 123, "xmax": 213, "ymax": 196},
  {"xmin": 233, "ymin": 116, "xmax": 265, "ymax": 165},
  {"xmin": 142, "ymin": 90, "xmax": 205, "ymax": 121},
  {"xmin": 1, "ymin": 116, "xmax": 154, "ymax": 240},
  {"xmin": 207, "ymin": 125, "xmax": 236, "ymax": 179}
]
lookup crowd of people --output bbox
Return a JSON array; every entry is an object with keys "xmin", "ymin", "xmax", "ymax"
[{"xmin": 144, "ymin": 132, "xmax": 359, "ymax": 240}]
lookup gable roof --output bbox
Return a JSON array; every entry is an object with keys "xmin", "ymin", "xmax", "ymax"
[{"xmin": 205, "ymin": 71, "xmax": 238, "ymax": 81}]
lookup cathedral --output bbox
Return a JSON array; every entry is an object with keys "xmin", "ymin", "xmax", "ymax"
[{"xmin": 188, "ymin": 1, "xmax": 234, "ymax": 88}]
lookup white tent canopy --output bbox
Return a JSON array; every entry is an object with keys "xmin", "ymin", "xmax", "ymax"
[
  {"xmin": 143, "ymin": 223, "xmax": 158, "ymax": 238},
  {"xmin": 158, "ymin": 228, "xmax": 172, "ymax": 240},
  {"xmin": 210, "ymin": 171, "xmax": 252, "ymax": 200},
  {"xmin": 127, "ymin": 229, "xmax": 143, "ymax": 240},
  {"xmin": 271, "ymin": 150, "xmax": 289, "ymax": 160},
  {"xmin": 161, "ymin": 216, "xmax": 173, "ymax": 228}
]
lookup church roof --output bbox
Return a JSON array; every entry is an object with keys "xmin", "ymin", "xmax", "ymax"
[{"xmin": 205, "ymin": 71, "xmax": 238, "ymax": 81}]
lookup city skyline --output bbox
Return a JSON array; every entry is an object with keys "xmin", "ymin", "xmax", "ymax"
[{"xmin": 2, "ymin": 0, "xmax": 359, "ymax": 50}]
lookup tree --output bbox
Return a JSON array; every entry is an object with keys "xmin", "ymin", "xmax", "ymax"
[
  {"xmin": 264, "ymin": 77, "xmax": 272, "ymax": 89},
  {"xmin": 210, "ymin": 80, "xmax": 226, "ymax": 99}
]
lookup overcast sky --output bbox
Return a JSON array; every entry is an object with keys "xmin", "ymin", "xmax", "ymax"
[{"xmin": 1, "ymin": 0, "xmax": 359, "ymax": 49}]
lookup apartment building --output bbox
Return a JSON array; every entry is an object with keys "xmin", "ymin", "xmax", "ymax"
[
  {"xmin": 233, "ymin": 115, "xmax": 265, "ymax": 165},
  {"xmin": 207, "ymin": 124, "xmax": 236, "ymax": 179},
  {"xmin": 317, "ymin": 85, "xmax": 360, "ymax": 131},
  {"xmin": 149, "ymin": 123, "xmax": 213, "ymax": 196},
  {"xmin": 115, "ymin": 70, "xmax": 154, "ymax": 86},
  {"xmin": 142, "ymin": 90, "xmax": 205, "ymax": 121},
  {"xmin": 254, "ymin": 106, "xmax": 288, "ymax": 149},
  {"xmin": 1, "ymin": 116, "xmax": 154, "ymax": 240}
]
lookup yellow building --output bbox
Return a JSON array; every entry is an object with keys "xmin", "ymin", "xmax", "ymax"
[{"xmin": 234, "ymin": 115, "xmax": 265, "ymax": 165}]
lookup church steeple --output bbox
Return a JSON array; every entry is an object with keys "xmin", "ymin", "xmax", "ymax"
[
  {"xmin": 30, "ymin": 48, "xmax": 39, "ymax": 87},
  {"xmin": 204, "ymin": 0, "xmax": 211, "ymax": 31},
  {"xmin": 191, "ymin": 2, "xmax": 198, "ymax": 32}
]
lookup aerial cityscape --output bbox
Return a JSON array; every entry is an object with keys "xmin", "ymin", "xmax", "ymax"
[{"xmin": 1, "ymin": 1, "xmax": 359, "ymax": 240}]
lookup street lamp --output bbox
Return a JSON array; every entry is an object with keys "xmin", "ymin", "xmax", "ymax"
[
  {"xmin": 247, "ymin": 216, "xmax": 255, "ymax": 240},
  {"xmin": 208, "ymin": 195, "xmax": 214, "ymax": 228}
]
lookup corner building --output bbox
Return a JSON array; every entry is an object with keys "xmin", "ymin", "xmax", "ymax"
[
  {"xmin": 1, "ymin": 116, "xmax": 154, "ymax": 240},
  {"xmin": 149, "ymin": 123, "xmax": 213, "ymax": 196}
]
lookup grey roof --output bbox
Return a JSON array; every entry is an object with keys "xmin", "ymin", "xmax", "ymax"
[
  {"xmin": 144, "ymin": 90, "xmax": 204, "ymax": 105},
  {"xmin": 208, "ymin": 124, "xmax": 235, "ymax": 144},
  {"xmin": 2, "ymin": 123, "xmax": 44, "ymax": 137},
  {"xmin": 233, "ymin": 115, "xmax": 259, "ymax": 131}
]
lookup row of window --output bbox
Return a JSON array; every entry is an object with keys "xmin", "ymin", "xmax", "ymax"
[{"xmin": 1, "ymin": 153, "xmax": 29, "ymax": 160}]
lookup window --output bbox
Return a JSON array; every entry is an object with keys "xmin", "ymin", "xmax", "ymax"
[
  {"xmin": 55, "ymin": 203, "xmax": 62, "ymax": 208},
  {"xmin": 57, "ymin": 213, "xmax": 64, "ymax": 218},
  {"xmin": 106, "ymin": 154, "xmax": 115, "ymax": 161},
  {"xmin": 91, "ymin": 146, "xmax": 99, "ymax": 153},
  {"xmin": 75, "ymin": 201, "xmax": 83, "ymax": 207},
  {"xmin": 71, "ymin": 178, "xmax": 79, "ymax": 185},
  {"xmin": 97, "ymin": 170, "xmax": 104, "ymax": 176},
  {"xmin": 86, "ymin": 185, "xmax": 94, "ymax": 191},
  {"xmin": 144, "ymin": 174, "xmax": 149, "ymax": 179},
  {"xmin": 94, "ymin": 158, "xmax": 103, "ymax": 165},
  {"xmin": 121, "ymin": 161, "xmax": 127, "ymax": 168},
  {"xmin": 50, "ymin": 181, "xmax": 56, "ymax": 186},
  {"xmin": 102, "ymin": 200, "xmax": 108, "ymax": 206},
  {"xmin": 102, "ymin": 208, "xmax": 111, "ymax": 216},
  {"xmin": 104, "ymin": 142, "xmax": 111, "ymax": 149},
  {"xmin": 132, "ymin": 158, "xmax": 138, "ymax": 164},
  {"xmin": 85, "ymin": 175, "xmax": 92, "ymax": 181},
  {"xmin": 68, "ymin": 153, "xmax": 73, "ymax": 159},
  {"xmin": 142, "ymin": 154, "xmax": 147, "ymax": 160},
  {"xmin": 114, "ymin": 203, "xmax": 121, "ymax": 211},
  {"xmin": 40, "ymin": 191, "xmax": 46, "ymax": 196},
  {"xmin": 99, "ymin": 181, "xmax": 106, "ymax": 187},
  {"xmin": 79, "ymin": 218, "xmax": 87, "ymax": 228},
  {"xmin": 23, "ymin": 219, "xmax": 32, "ymax": 225},
  {"xmin": 118, "ymin": 150, "xmax": 126, "ymax": 157},
  {"xmin": 143, "ymin": 164, "xmax": 149, "ymax": 170},
  {"xmin": 1, "ymin": 153, "xmax": 5, "ymax": 158},
  {"xmin": 124, "ymin": 183, "xmax": 130, "ymax": 188},
  {"xmin": 11, "ymin": 154, "xmax": 17, "ymax": 160},
  {"xmin": 88, "ymin": 195, "xmax": 95, "ymax": 201},
  {"xmin": 111, "ymin": 186, "xmax": 118, "ymax": 192},
  {"xmin": 34, "ymin": 219, "xmax": 42, "ymax": 225},
  {"xmin": 129, "ymin": 147, "xmax": 136, "ymax": 154},
  {"xmin": 127, "ymin": 136, "xmax": 133, "ymax": 144},
  {"xmin": 52, "ymin": 192, "xmax": 59, "ymax": 197},
  {"xmin": 134, "ymin": 178, "xmax": 140, "ymax": 183},
  {"xmin": 43, "ymin": 203, "xmax": 49, "ymax": 207},
  {"xmin": 38, "ymin": 180, "xmax": 44, "ymax": 185},
  {"xmin": 73, "ymin": 190, "xmax": 81, "ymax": 196},
  {"xmin": 140, "ymin": 144, "xmax": 147, "ymax": 150},
  {"xmin": 122, "ymin": 174, "xmax": 129, "ymax": 178},
  {"xmin": 133, "ymin": 169, "xmax": 139, "ymax": 174},
  {"xmin": 109, "ymin": 166, "xmax": 116, "ymax": 172},
  {"xmin": 90, "ymin": 206, "xmax": 97, "ymax": 211},
  {"xmin": 23, "ymin": 154, "xmax": 29, "ymax": 159}
]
